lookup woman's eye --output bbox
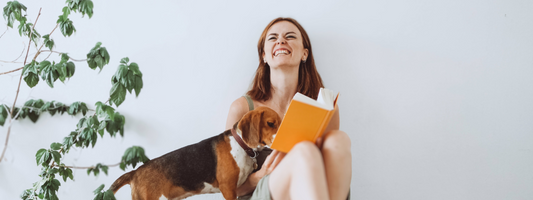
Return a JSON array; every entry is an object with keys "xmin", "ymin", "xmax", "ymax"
[
  {"xmin": 268, "ymin": 37, "xmax": 276, "ymax": 40},
  {"xmin": 287, "ymin": 35, "xmax": 296, "ymax": 39}
]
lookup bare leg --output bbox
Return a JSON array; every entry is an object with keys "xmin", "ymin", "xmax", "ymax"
[
  {"xmin": 321, "ymin": 130, "xmax": 352, "ymax": 200},
  {"xmin": 269, "ymin": 141, "xmax": 330, "ymax": 200}
]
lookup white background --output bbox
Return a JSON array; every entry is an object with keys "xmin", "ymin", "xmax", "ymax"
[{"xmin": 1, "ymin": 0, "xmax": 532, "ymax": 199}]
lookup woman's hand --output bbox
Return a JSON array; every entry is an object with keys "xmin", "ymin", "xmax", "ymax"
[
  {"xmin": 316, "ymin": 136, "xmax": 324, "ymax": 149},
  {"xmin": 251, "ymin": 150, "xmax": 286, "ymax": 185},
  {"xmin": 236, "ymin": 150, "xmax": 286, "ymax": 196}
]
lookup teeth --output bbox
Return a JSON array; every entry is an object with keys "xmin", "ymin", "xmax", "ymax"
[{"xmin": 274, "ymin": 50, "xmax": 290, "ymax": 56}]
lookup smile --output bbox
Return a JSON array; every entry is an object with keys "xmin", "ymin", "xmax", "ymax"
[{"xmin": 274, "ymin": 49, "xmax": 291, "ymax": 57}]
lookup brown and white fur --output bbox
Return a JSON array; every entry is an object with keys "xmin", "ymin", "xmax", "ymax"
[{"xmin": 110, "ymin": 106, "xmax": 281, "ymax": 200}]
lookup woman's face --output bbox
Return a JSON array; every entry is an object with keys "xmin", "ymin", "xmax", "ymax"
[{"xmin": 263, "ymin": 21, "xmax": 308, "ymax": 69}]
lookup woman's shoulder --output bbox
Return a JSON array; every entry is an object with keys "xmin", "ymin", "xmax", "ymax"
[
  {"xmin": 229, "ymin": 96, "xmax": 250, "ymax": 113},
  {"xmin": 226, "ymin": 96, "xmax": 251, "ymax": 129}
]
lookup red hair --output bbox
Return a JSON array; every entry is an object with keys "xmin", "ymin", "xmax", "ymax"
[{"xmin": 247, "ymin": 17, "xmax": 324, "ymax": 101}]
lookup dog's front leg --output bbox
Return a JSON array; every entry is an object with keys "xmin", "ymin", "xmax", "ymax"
[
  {"xmin": 216, "ymin": 166, "xmax": 239, "ymax": 200},
  {"xmin": 216, "ymin": 158, "xmax": 240, "ymax": 199},
  {"xmin": 219, "ymin": 182, "xmax": 238, "ymax": 200}
]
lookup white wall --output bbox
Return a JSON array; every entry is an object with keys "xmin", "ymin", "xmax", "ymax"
[{"xmin": 1, "ymin": 0, "xmax": 532, "ymax": 199}]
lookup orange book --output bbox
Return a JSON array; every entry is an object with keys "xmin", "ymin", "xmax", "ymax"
[{"xmin": 271, "ymin": 88, "xmax": 339, "ymax": 153}]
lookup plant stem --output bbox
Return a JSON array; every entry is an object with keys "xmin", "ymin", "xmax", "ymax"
[
  {"xmin": 32, "ymin": 24, "xmax": 59, "ymax": 61},
  {"xmin": 0, "ymin": 25, "xmax": 7, "ymax": 39},
  {"xmin": 54, "ymin": 162, "xmax": 121, "ymax": 169},
  {"xmin": 0, "ymin": 67, "xmax": 23, "ymax": 75},
  {"xmin": 1, "ymin": 8, "xmax": 42, "ymax": 163},
  {"xmin": 0, "ymin": 42, "xmax": 26, "ymax": 64},
  {"xmin": 50, "ymin": 148, "xmax": 121, "ymax": 169},
  {"xmin": 40, "ymin": 50, "xmax": 87, "ymax": 62}
]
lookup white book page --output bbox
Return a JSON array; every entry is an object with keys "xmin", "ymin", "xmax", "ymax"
[
  {"xmin": 317, "ymin": 88, "xmax": 325, "ymax": 105},
  {"xmin": 294, "ymin": 88, "xmax": 337, "ymax": 110}
]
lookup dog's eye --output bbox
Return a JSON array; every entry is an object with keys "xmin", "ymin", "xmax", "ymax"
[{"xmin": 267, "ymin": 122, "xmax": 275, "ymax": 128}]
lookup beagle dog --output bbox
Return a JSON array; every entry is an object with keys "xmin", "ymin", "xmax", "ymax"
[{"xmin": 110, "ymin": 106, "xmax": 281, "ymax": 200}]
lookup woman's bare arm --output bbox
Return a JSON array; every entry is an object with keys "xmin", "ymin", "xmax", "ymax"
[
  {"xmin": 225, "ymin": 97, "xmax": 264, "ymax": 196},
  {"xmin": 317, "ymin": 105, "xmax": 340, "ymax": 148},
  {"xmin": 325, "ymin": 105, "xmax": 340, "ymax": 132}
]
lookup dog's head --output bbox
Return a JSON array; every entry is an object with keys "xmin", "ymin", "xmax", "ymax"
[{"xmin": 236, "ymin": 106, "xmax": 281, "ymax": 149}]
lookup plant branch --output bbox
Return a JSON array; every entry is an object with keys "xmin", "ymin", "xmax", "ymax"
[
  {"xmin": 0, "ymin": 25, "xmax": 7, "ymax": 39},
  {"xmin": 1, "ymin": 8, "xmax": 42, "ymax": 163},
  {"xmin": 50, "ymin": 147, "xmax": 121, "ymax": 169},
  {"xmin": 0, "ymin": 67, "xmax": 23, "ymax": 75},
  {"xmin": 32, "ymin": 24, "xmax": 59, "ymax": 61},
  {"xmin": 54, "ymin": 162, "xmax": 121, "ymax": 169},
  {"xmin": 40, "ymin": 50, "xmax": 87, "ymax": 62},
  {"xmin": 0, "ymin": 60, "xmax": 23, "ymax": 64},
  {"xmin": 43, "ymin": 49, "xmax": 54, "ymax": 61},
  {"xmin": 0, "ymin": 42, "xmax": 26, "ymax": 64}
]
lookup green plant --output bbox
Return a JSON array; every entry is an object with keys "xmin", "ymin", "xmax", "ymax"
[{"xmin": 1, "ymin": 1, "xmax": 149, "ymax": 199}]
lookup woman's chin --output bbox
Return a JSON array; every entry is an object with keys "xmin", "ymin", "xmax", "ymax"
[
  {"xmin": 269, "ymin": 61, "xmax": 300, "ymax": 69},
  {"xmin": 270, "ymin": 64, "xmax": 299, "ymax": 70}
]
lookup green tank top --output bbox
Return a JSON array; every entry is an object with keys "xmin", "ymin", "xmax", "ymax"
[{"xmin": 243, "ymin": 95, "xmax": 254, "ymax": 111}]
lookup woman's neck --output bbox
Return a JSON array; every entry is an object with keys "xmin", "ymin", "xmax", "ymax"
[{"xmin": 267, "ymin": 65, "xmax": 299, "ymax": 114}]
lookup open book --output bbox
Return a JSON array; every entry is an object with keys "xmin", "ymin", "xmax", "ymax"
[{"xmin": 270, "ymin": 88, "xmax": 340, "ymax": 153}]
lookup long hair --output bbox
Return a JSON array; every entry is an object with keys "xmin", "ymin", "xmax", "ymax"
[{"xmin": 247, "ymin": 17, "xmax": 324, "ymax": 101}]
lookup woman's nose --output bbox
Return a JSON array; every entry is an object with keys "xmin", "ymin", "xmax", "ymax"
[{"xmin": 277, "ymin": 38, "xmax": 286, "ymax": 44}]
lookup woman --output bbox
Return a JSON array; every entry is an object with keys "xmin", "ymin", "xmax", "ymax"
[{"xmin": 225, "ymin": 17, "xmax": 352, "ymax": 200}]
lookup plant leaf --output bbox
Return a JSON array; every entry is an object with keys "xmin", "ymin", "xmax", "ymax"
[
  {"xmin": 128, "ymin": 62, "xmax": 142, "ymax": 77},
  {"xmin": 0, "ymin": 104, "xmax": 8, "ymax": 126},
  {"xmin": 101, "ymin": 165, "xmax": 108, "ymax": 175},
  {"xmin": 120, "ymin": 57, "xmax": 129, "ymax": 64},
  {"xmin": 50, "ymin": 143, "xmax": 62, "ymax": 150},
  {"xmin": 134, "ymin": 75, "xmax": 143, "ymax": 97},
  {"xmin": 23, "ymin": 72, "xmax": 39, "ymax": 88},
  {"xmin": 22, "ymin": 62, "xmax": 40, "ymax": 88},
  {"xmin": 66, "ymin": 61, "xmax": 76, "ymax": 78},
  {"xmin": 39, "ymin": 61, "xmax": 58, "ymax": 88},
  {"xmin": 51, "ymin": 150, "xmax": 61, "ymax": 164},
  {"xmin": 43, "ymin": 34, "xmax": 55, "ymax": 50},
  {"xmin": 27, "ymin": 110, "xmax": 39, "ymax": 122},
  {"xmin": 103, "ymin": 189, "xmax": 116, "ymax": 200},
  {"xmin": 35, "ymin": 148, "xmax": 47, "ymax": 165},
  {"xmin": 109, "ymin": 83, "xmax": 126, "ymax": 107},
  {"xmin": 55, "ymin": 62, "xmax": 67, "ymax": 82},
  {"xmin": 86, "ymin": 42, "xmax": 109, "ymax": 71},
  {"xmin": 116, "ymin": 64, "xmax": 128, "ymax": 79},
  {"xmin": 93, "ymin": 184, "xmax": 105, "ymax": 195},
  {"xmin": 20, "ymin": 189, "xmax": 32, "ymax": 200},
  {"xmin": 94, "ymin": 193, "xmax": 104, "ymax": 200},
  {"xmin": 51, "ymin": 178, "xmax": 61, "ymax": 191},
  {"xmin": 68, "ymin": 102, "xmax": 79, "ymax": 115},
  {"xmin": 62, "ymin": 6, "xmax": 70, "ymax": 19},
  {"xmin": 59, "ymin": 17, "xmax": 76, "ymax": 37}
]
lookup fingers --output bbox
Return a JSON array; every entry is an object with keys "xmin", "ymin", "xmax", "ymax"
[
  {"xmin": 269, "ymin": 151, "xmax": 286, "ymax": 171},
  {"xmin": 260, "ymin": 150, "xmax": 287, "ymax": 176},
  {"xmin": 254, "ymin": 150, "xmax": 279, "ymax": 179},
  {"xmin": 316, "ymin": 137, "xmax": 324, "ymax": 149},
  {"xmin": 264, "ymin": 150, "xmax": 286, "ymax": 175}
]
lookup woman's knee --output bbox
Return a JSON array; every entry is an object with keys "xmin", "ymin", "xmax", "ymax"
[
  {"xmin": 322, "ymin": 130, "xmax": 352, "ymax": 154},
  {"xmin": 291, "ymin": 141, "xmax": 323, "ymax": 164}
]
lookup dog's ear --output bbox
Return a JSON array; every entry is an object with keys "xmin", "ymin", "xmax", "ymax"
[{"xmin": 238, "ymin": 110, "xmax": 264, "ymax": 147}]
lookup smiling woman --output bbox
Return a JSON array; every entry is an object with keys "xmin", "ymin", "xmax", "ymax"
[{"xmin": 226, "ymin": 17, "xmax": 352, "ymax": 200}]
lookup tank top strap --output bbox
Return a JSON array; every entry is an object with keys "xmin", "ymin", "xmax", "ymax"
[{"xmin": 243, "ymin": 95, "xmax": 255, "ymax": 111}]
